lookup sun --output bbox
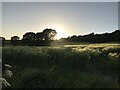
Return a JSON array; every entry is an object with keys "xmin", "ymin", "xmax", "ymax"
[
  {"xmin": 55, "ymin": 28, "xmax": 67, "ymax": 40},
  {"xmin": 42, "ymin": 24, "xmax": 68, "ymax": 40}
]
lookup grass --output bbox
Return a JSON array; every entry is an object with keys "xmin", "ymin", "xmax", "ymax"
[{"xmin": 1, "ymin": 43, "xmax": 120, "ymax": 88}]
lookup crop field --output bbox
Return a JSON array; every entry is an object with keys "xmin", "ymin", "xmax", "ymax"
[{"xmin": 1, "ymin": 43, "xmax": 120, "ymax": 88}]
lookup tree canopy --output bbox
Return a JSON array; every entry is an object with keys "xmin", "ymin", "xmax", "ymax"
[
  {"xmin": 60, "ymin": 29, "xmax": 120, "ymax": 43},
  {"xmin": 11, "ymin": 36, "xmax": 20, "ymax": 46},
  {"xmin": 22, "ymin": 28, "xmax": 57, "ymax": 46},
  {"xmin": 2, "ymin": 29, "xmax": 120, "ymax": 46}
]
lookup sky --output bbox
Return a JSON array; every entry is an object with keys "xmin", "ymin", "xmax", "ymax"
[
  {"xmin": 2, "ymin": 0, "xmax": 120, "ymax": 2},
  {"xmin": 2, "ymin": 2, "xmax": 119, "ymax": 39}
]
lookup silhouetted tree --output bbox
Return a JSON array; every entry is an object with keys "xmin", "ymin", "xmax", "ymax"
[
  {"xmin": 70, "ymin": 35, "xmax": 77, "ymax": 42},
  {"xmin": 110, "ymin": 30, "xmax": 120, "ymax": 42},
  {"xmin": 35, "ymin": 32, "xmax": 45, "ymax": 46},
  {"xmin": 0, "ymin": 37, "xmax": 5, "ymax": 46},
  {"xmin": 43, "ymin": 28, "xmax": 57, "ymax": 40},
  {"xmin": 42, "ymin": 28, "xmax": 57, "ymax": 46},
  {"xmin": 65, "ymin": 30, "xmax": 120, "ymax": 43},
  {"xmin": 22, "ymin": 32, "xmax": 35, "ymax": 46},
  {"xmin": 11, "ymin": 36, "xmax": 20, "ymax": 46},
  {"xmin": 21, "ymin": 29, "xmax": 57, "ymax": 46}
]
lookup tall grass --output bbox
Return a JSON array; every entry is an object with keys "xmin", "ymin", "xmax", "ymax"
[{"xmin": 2, "ymin": 44, "xmax": 120, "ymax": 88}]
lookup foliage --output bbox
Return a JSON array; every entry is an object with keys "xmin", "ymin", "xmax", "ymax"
[
  {"xmin": 60, "ymin": 30, "xmax": 120, "ymax": 43},
  {"xmin": 22, "ymin": 28, "xmax": 57, "ymax": 46},
  {"xmin": 22, "ymin": 32, "xmax": 35, "ymax": 46},
  {"xmin": 10, "ymin": 36, "xmax": 20, "ymax": 46},
  {"xmin": 2, "ymin": 44, "xmax": 120, "ymax": 88}
]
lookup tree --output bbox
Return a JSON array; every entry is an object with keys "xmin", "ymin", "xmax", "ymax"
[
  {"xmin": 70, "ymin": 35, "xmax": 77, "ymax": 42},
  {"xmin": 111, "ymin": 30, "xmax": 120, "ymax": 42},
  {"xmin": 22, "ymin": 32, "xmax": 35, "ymax": 46},
  {"xmin": 35, "ymin": 32, "xmax": 44, "ymax": 41},
  {"xmin": 43, "ymin": 28, "xmax": 57, "ymax": 41},
  {"xmin": 0, "ymin": 37, "xmax": 5, "ymax": 46},
  {"xmin": 11, "ymin": 36, "xmax": 20, "ymax": 46},
  {"xmin": 35, "ymin": 32, "xmax": 45, "ymax": 46},
  {"xmin": 42, "ymin": 28, "xmax": 57, "ymax": 46},
  {"xmin": 21, "ymin": 29, "xmax": 57, "ymax": 46}
]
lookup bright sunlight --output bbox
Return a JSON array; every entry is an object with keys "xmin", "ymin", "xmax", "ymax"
[{"xmin": 43, "ymin": 24, "xmax": 68, "ymax": 40}]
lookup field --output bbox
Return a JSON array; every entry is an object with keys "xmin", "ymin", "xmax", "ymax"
[{"xmin": 1, "ymin": 43, "xmax": 120, "ymax": 88}]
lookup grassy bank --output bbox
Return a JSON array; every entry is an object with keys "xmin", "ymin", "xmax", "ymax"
[{"xmin": 2, "ymin": 44, "xmax": 120, "ymax": 88}]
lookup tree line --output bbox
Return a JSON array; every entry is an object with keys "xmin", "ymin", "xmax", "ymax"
[
  {"xmin": 0, "ymin": 28, "xmax": 57, "ymax": 46},
  {"xmin": 60, "ymin": 30, "xmax": 120, "ymax": 43},
  {"xmin": 0, "ymin": 29, "xmax": 120, "ymax": 46}
]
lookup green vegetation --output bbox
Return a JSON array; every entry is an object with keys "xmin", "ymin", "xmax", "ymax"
[{"xmin": 1, "ymin": 43, "xmax": 120, "ymax": 88}]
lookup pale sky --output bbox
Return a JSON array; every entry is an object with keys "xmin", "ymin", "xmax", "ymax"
[
  {"xmin": 2, "ymin": 0, "xmax": 120, "ymax": 2},
  {"xmin": 2, "ymin": 2, "xmax": 119, "ymax": 39}
]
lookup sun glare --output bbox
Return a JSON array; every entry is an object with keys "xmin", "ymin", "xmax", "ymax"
[
  {"xmin": 42, "ymin": 24, "xmax": 68, "ymax": 40},
  {"xmin": 56, "ymin": 28, "xmax": 67, "ymax": 40}
]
